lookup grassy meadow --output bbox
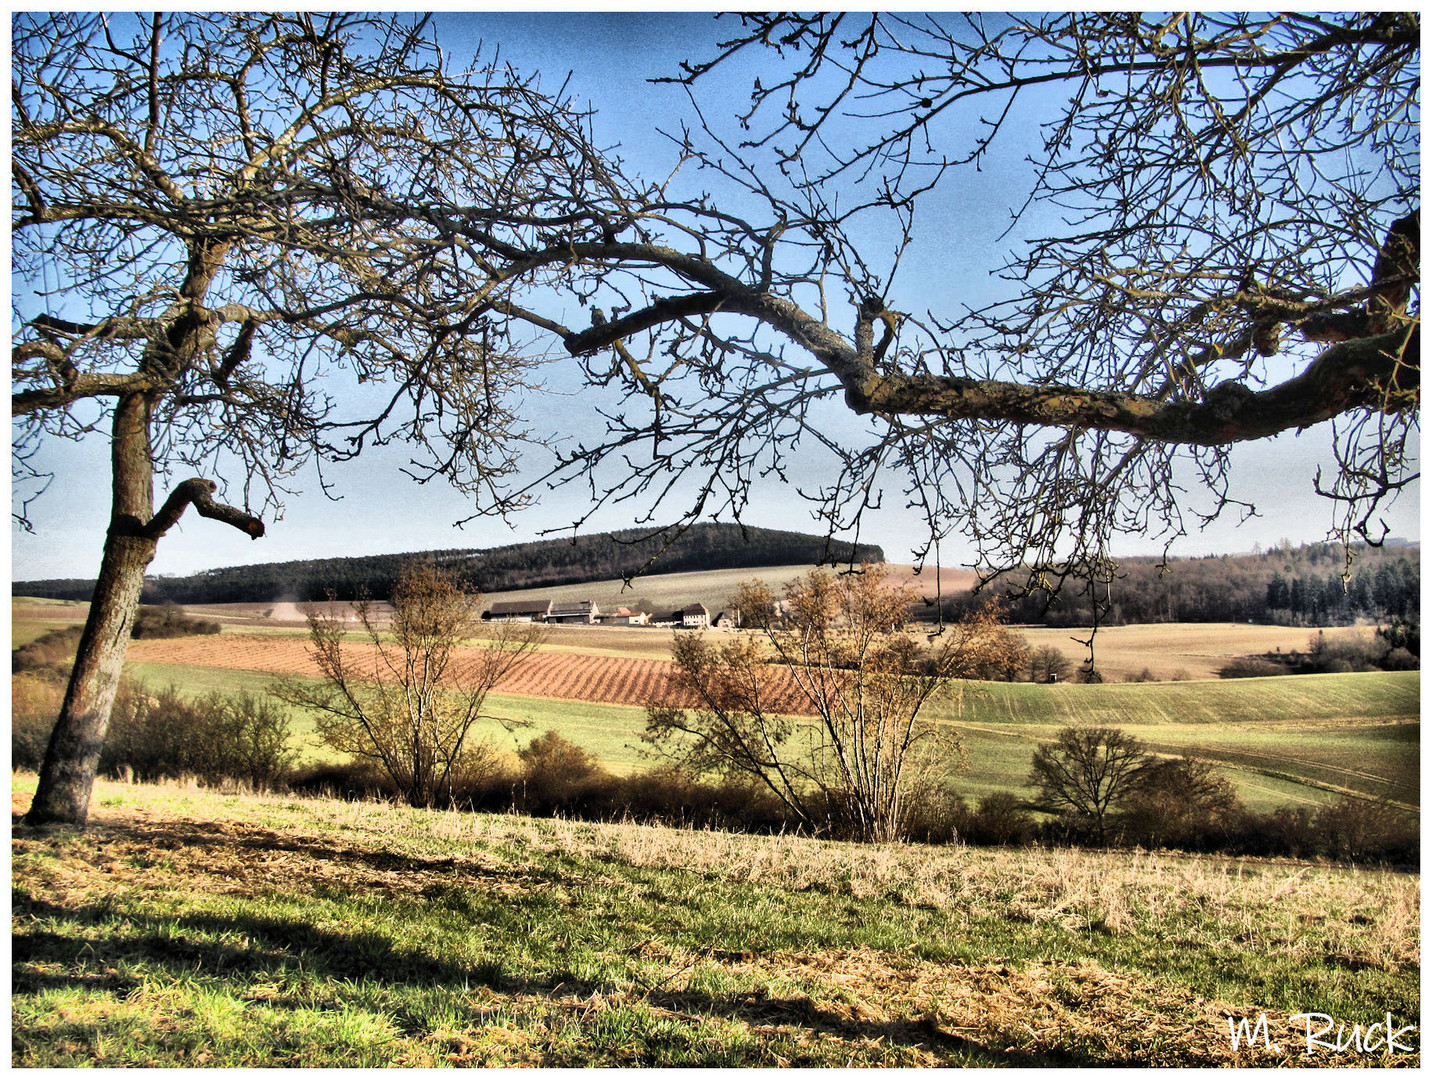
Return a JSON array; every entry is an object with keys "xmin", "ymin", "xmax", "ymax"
[
  {"xmin": 117, "ymin": 656, "xmax": 1419, "ymax": 811},
  {"xmin": 14, "ymin": 593, "xmax": 1419, "ymax": 810},
  {"xmin": 10, "ymin": 774, "xmax": 1420, "ymax": 1067}
]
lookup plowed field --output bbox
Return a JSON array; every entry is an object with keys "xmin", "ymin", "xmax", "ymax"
[{"xmin": 122, "ymin": 634, "xmax": 814, "ymax": 714}]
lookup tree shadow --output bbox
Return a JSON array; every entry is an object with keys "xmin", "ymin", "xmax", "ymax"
[{"xmin": 13, "ymin": 815, "xmax": 1115, "ymax": 1066}]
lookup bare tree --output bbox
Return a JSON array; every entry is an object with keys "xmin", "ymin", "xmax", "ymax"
[
  {"xmin": 13, "ymin": 13, "xmax": 624, "ymax": 824},
  {"xmin": 276, "ymin": 563, "xmax": 542, "ymax": 808},
  {"xmin": 1027, "ymin": 726, "xmax": 1153, "ymax": 844},
  {"xmin": 15, "ymin": 13, "xmax": 1420, "ymax": 822},
  {"xmin": 1028, "ymin": 646, "xmax": 1074, "ymax": 685},
  {"xmin": 647, "ymin": 565, "xmax": 1023, "ymax": 841},
  {"xmin": 594, "ymin": 13, "xmax": 1419, "ymax": 575}
]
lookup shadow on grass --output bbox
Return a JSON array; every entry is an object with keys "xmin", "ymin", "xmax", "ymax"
[{"xmin": 13, "ymin": 815, "xmax": 1101, "ymax": 1067}]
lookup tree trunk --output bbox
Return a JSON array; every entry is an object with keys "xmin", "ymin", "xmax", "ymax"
[{"xmin": 25, "ymin": 393, "xmax": 160, "ymax": 826}]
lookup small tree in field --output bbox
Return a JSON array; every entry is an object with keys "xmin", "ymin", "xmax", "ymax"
[
  {"xmin": 1028, "ymin": 646, "xmax": 1074, "ymax": 684},
  {"xmin": 1028, "ymin": 726, "xmax": 1153, "ymax": 844},
  {"xmin": 276, "ymin": 563, "xmax": 543, "ymax": 808},
  {"xmin": 647, "ymin": 564, "xmax": 1024, "ymax": 842}
]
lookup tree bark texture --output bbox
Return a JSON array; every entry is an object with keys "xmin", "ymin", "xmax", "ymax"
[
  {"xmin": 26, "ymin": 393, "xmax": 160, "ymax": 826},
  {"xmin": 24, "ymin": 394, "xmax": 265, "ymax": 827}
]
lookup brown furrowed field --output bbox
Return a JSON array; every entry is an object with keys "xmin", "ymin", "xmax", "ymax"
[
  {"xmin": 120, "ymin": 632, "xmax": 813, "ymax": 714},
  {"xmin": 112, "ymin": 616, "xmax": 1385, "ymax": 706}
]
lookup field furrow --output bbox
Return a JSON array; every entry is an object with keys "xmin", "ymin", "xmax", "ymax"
[{"xmin": 121, "ymin": 633, "xmax": 815, "ymax": 714}]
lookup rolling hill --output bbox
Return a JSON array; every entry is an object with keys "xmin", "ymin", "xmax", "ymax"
[{"xmin": 12, "ymin": 523, "xmax": 884, "ymax": 605}]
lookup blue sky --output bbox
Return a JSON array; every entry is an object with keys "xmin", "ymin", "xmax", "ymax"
[{"xmin": 10, "ymin": 13, "xmax": 1420, "ymax": 582}]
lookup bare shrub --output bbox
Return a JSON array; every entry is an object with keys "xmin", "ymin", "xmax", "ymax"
[
  {"xmin": 288, "ymin": 761, "xmax": 393, "ymax": 802},
  {"xmin": 1314, "ymin": 797, "xmax": 1418, "ymax": 864},
  {"xmin": 97, "ymin": 685, "xmax": 294, "ymax": 788},
  {"xmin": 1305, "ymin": 630, "xmax": 1390, "ymax": 673},
  {"xmin": 1218, "ymin": 657, "xmax": 1289, "ymax": 679},
  {"xmin": 1120, "ymin": 756, "xmax": 1241, "ymax": 849},
  {"xmin": 215, "ymin": 692, "xmax": 299, "ymax": 789},
  {"xmin": 130, "ymin": 604, "xmax": 221, "ymax": 638},
  {"xmin": 965, "ymin": 792, "xmax": 1039, "ymax": 846},
  {"xmin": 516, "ymin": 731, "xmax": 614, "ymax": 813},
  {"xmin": 12, "ymin": 674, "xmax": 67, "ymax": 770},
  {"xmin": 11, "ymin": 626, "xmax": 83, "ymax": 676},
  {"xmin": 276, "ymin": 562, "xmax": 543, "ymax": 808},
  {"xmin": 648, "ymin": 565, "xmax": 1019, "ymax": 842}
]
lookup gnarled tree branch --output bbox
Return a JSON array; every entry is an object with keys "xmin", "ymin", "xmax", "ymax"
[{"xmin": 142, "ymin": 477, "xmax": 265, "ymax": 541}]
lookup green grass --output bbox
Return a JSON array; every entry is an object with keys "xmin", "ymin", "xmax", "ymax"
[
  {"xmin": 12, "ymin": 618, "xmax": 81, "ymax": 648},
  {"xmin": 118, "ymin": 659, "xmax": 1420, "ymax": 811},
  {"xmin": 929, "ymin": 673, "xmax": 1419, "ymax": 811},
  {"xmin": 121, "ymin": 661, "xmax": 654, "ymax": 773},
  {"xmin": 938, "ymin": 671, "xmax": 1420, "ymax": 728},
  {"xmin": 10, "ymin": 775, "xmax": 1420, "ymax": 1067}
]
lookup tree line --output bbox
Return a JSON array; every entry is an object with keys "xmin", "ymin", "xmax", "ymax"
[
  {"xmin": 953, "ymin": 542, "xmax": 1419, "ymax": 628},
  {"xmin": 12, "ymin": 524, "xmax": 884, "ymax": 606}
]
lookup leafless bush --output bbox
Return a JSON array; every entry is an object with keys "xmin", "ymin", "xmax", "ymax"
[
  {"xmin": 11, "ymin": 627, "xmax": 83, "ymax": 676},
  {"xmin": 1218, "ymin": 658, "xmax": 1289, "ymax": 679},
  {"xmin": 1314, "ymin": 797, "xmax": 1418, "ymax": 863},
  {"xmin": 99, "ymin": 686, "xmax": 296, "ymax": 788},
  {"xmin": 515, "ymin": 731, "xmax": 614, "ymax": 814}
]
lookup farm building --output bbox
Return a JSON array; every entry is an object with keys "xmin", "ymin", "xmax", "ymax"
[
  {"xmin": 487, "ymin": 599, "xmax": 553, "ymax": 622},
  {"xmin": 598, "ymin": 606, "xmax": 650, "ymax": 626},
  {"xmin": 548, "ymin": 600, "xmax": 600, "ymax": 624},
  {"xmin": 679, "ymin": 603, "xmax": 710, "ymax": 629}
]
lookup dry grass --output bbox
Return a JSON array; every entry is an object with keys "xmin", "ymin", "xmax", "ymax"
[
  {"xmin": 12, "ymin": 776, "xmax": 1419, "ymax": 1067},
  {"xmin": 1017, "ymin": 623, "xmax": 1375, "ymax": 682}
]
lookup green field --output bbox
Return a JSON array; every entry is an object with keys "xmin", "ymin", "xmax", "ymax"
[
  {"xmin": 10, "ymin": 776, "xmax": 1420, "ymax": 1067},
  {"xmin": 18, "ymin": 591, "xmax": 1420, "ymax": 812},
  {"xmin": 931, "ymin": 673, "xmax": 1420, "ymax": 809},
  {"xmin": 118, "ymin": 655, "xmax": 1419, "ymax": 812}
]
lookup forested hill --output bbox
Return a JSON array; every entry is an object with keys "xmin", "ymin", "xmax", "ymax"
[
  {"xmin": 963, "ymin": 540, "xmax": 1419, "ymax": 628},
  {"xmin": 13, "ymin": 524, "xmax": 884, "ymax": 605}
]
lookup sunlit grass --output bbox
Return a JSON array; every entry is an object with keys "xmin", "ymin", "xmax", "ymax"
[
  {"xmin": 11, "ymin": 774, "xmax": 1419, "ymax": 1067},
  {"xmin": 115, "ymin": 656, "xmax": 1420, "ymax": 810}
]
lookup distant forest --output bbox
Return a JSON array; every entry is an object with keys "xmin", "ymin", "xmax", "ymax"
[
  {"xmin": 945, "ymin": 541, "xmax": 1420, "ymax": 628},
  {"xmin": 13, "ymin": 524, "xmax": 884, "ymax": 605},
  {"xmin": 14, "ymin": 530, "xmax": 1418, "ymax": 630}
]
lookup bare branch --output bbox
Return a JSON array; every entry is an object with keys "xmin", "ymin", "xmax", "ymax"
[{"xmin": 142, "ymin": 477, "xmax": 265, "ymax": 540}]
